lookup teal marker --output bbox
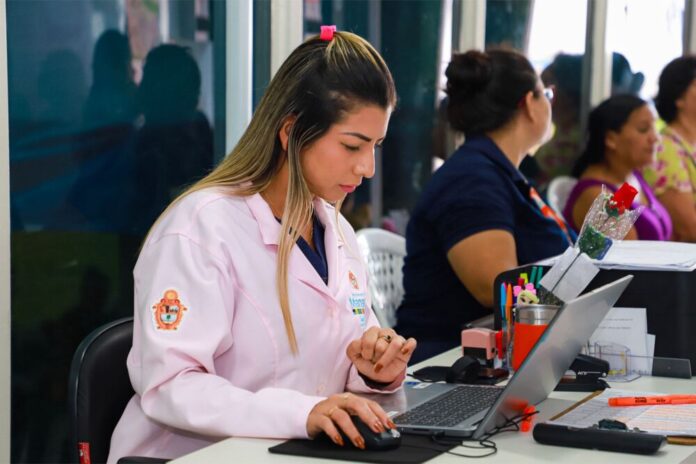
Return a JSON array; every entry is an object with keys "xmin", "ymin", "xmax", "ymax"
[
  {"xmin": 529, "ymin": 266, "xmax": 538, "ymax": 288},
  {"xmin": 535, "ymin": 267, "xmax": 544, "ymax": 287}
]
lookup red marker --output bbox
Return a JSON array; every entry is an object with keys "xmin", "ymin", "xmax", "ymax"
[{"xmin": 609, "ymin": 394, "xmax": 696, "ymax": 406}]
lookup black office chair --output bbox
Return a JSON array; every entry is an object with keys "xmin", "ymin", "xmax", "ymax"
[{"xmin": 68, "ymin": 317, "xmax": 169, "ymax": 464}]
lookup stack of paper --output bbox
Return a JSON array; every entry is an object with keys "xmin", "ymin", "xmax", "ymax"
[
  {"xmin": 538, "ymin": 241, "xmax": 696, "ymax": 272},
  {"xmin": 599, "ymin": 241, "xmax": 696, "ymax": 271}
]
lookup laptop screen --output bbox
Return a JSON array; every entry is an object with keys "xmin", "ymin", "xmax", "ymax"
[{"xmin": 472, "ymin": 275, "xmax": 633, "ymax": 439}]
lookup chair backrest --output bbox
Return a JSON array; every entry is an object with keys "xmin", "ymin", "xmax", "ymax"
[
  {"xmin": 546, "ymin": 176, "xmax": 578, "ymax": 217},
  {"xmin": 355, "ymin": 228, "xmax": 406, "ymax": 328},
  {"xmin": 69, "ymin": 317, "xmax": 134, "ymax": 464}
]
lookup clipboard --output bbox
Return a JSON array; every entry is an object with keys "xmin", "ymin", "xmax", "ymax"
[{"xmin": 549, "ymin": 390, "xmax": 696, "ymax": 445}]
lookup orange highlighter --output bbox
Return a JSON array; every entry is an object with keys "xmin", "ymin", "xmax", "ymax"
[{"xmin": 609, "ymin": 394, "xmax": 696, "ymax": 406}]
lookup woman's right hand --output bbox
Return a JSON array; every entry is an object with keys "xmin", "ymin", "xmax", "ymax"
[{"xmin": 306, "ymin": 392, "xmax": 396, "ymax": 449}]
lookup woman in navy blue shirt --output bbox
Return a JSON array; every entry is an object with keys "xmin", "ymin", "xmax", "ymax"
[{"xmin": 396, "ymin": 50, "xmax": 574, "ymax": 363}]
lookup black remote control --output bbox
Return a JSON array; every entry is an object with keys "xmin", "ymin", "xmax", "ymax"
[{"xmin": 533, "ymin": 423, "xmax": 666, "ymax": 455}]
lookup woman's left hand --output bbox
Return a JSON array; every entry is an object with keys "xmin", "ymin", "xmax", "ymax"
[{"xmin": 346, "ymin": 327, "xmax": 417, "ymax": 384}]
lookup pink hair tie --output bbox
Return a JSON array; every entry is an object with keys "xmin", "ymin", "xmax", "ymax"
[{"xmin": 320, "ymin": 25, "xmax": 337, "ymax": 41}]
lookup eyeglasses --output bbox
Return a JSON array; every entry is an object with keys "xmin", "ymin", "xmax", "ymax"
[
  {"xmin": 518, "ymin": 85, "xmax": 555, "ymax": 108},
  {"xmin": 542, "ymin": 86, "xmax": 555, "ymax": 102}
]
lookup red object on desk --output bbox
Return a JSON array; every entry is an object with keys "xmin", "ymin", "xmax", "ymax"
[
  {"xmin": 78, "ymin": 442, "xmax": 91, "ymax": 464},
  {"xmin": 511, "ymin": 322, "xmax": 548, "ymax": 371},
  {"xmin": 495, "ymin": 330, "xmax": 504, "ymax": 360},
  {"xmin": 520, "ymin": 405, "xmax": 536, "ymax": 432}
]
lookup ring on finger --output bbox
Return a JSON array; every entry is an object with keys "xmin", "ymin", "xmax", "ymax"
[
  {"xmin": 341, "ymin": 392, "xmax": 350, "ymax": 407},
  {"xmin": 327, "ymin": 406, "xmax": 339, "ymax": 418},
  {"xmin": 379, "ymin": 334, "xmax": 393, "ymax": 343}
]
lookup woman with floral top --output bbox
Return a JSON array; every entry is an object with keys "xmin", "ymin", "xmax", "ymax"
[{"xmin": 641, "ymin": 56, "xmax": 696, "ymax": 242}]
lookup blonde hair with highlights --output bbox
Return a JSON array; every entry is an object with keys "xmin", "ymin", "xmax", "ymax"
[{"xmin": 149, "ymin": 31, "xmax": 396, "ymax": 354}]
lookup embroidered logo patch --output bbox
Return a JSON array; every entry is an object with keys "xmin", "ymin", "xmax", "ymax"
[
  {"xmin": 348, "ymin": 271, "xmax": 359, "ymax": 290},
  {"xmin": 152, "ymin": 289, "xmax": 187, "ymax": 330}
]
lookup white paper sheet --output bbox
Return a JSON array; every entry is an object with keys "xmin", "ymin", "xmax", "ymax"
[
  {"xmin": 538, "ymin": 241, "xmax": 696, "ymax": 272},
  {"xmin": 646, "ymin": 334, "xmax": 655, "ymax": 373},
  {"xmin": 589, "ymin": 307, "xmax": 650, "ymax": 375},
  {"xmin": 550, "ymin": 389, "xmax": 696, "ymax": 436},
  {"xmin": 538, "ymin": 247, "xmax": 599, "ymax": 302}
]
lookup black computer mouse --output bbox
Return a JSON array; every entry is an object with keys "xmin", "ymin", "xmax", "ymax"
[{"xmin": 340, "ymin": 415, "xmax": 402, "ymax": 451}]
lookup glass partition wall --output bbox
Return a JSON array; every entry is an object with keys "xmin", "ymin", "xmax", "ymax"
[
  {"xmin": 606, "ymin": 0, "xmax": 685, "ymax": 100},
  {"xmin": 8, "ymin": 1, "xmax": 222, "ymax": 461}
]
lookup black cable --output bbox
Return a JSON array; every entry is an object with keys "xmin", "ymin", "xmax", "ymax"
[
  {"xmin": 400, "ymin": 439, "xmax": 497, "ymax": 459},
  {"xmin": 399, "ymin": 409, "xmax": 539, "ymax": 459}
]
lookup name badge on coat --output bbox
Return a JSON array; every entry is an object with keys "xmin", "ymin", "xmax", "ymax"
[{"xmin": 347, "ymin": 270, "xmax": 367, "ymax": 329}]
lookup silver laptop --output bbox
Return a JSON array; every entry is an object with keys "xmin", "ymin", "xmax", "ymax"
[{"xmin": 376, "ymin": 275, "xmax": 633, "ymax": 439}]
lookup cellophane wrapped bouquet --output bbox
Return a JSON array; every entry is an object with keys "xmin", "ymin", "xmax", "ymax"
[{"xmin": 576, "ymin": 183, "xmax": 643, "ymax": 259}]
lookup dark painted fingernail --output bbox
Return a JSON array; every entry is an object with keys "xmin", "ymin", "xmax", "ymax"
[
  {"xmin": 388, "ymin": 420, "xmax": 397, "ymax": 429},
  {"xmin": 335, "ymin": 435, "xmax": 344, "ymax": 446},
  {"xmin": 374, "ymin": 363, "xmax": 383, "ymax": 373},
  {"xmin": 355, "ymin": 437, "xmax": 365, "ymax": 449},
  {"xmin": 401, "ymin": 347, "xmax": 410, "ymax": 355}
]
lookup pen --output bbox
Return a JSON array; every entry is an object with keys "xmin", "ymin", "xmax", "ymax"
[
  {"xmin": 609, "ymin": 394, "xmax": 696, "ymax": 406},
  {"xmin": 499, "ymin": 283, "xmax": 507, "ymax": 361},
  {"xmin": 535, "ymin": 267, "xmax": 544, "ymax": 287},
  {"xmin": 529, "ymin": 266, "xmax": 538, "ymax": 288},
  {"xmin": 500, "ymin": 283, "xmax": 506, "ymax": 317},
  {"xmin": 505, "ymin": 283, "xmax": 513, "ymax": 343}
]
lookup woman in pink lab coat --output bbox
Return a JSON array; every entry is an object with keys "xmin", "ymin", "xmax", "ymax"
[{"xmin": 107, "ymin": 29, "xmax": 416, "ymax": 463}]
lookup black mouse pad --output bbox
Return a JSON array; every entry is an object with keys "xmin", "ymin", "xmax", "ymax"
[{"xmin": 268, "ymin": 433, "xmax": 458, "ymax": 463}]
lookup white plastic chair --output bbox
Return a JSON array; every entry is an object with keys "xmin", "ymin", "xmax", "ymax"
[
  {"xmin": 355, "ymin": 228, "xmax": 406, "ymax": 328},
  {"xmin": 546, "ymin": 176, "xmax": 578, "ymax": 216}
]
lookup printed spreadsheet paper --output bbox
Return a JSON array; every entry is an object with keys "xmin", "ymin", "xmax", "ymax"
[{"xmin": 549, "ymin": 389, "xmax": 696, "ymax": 436}]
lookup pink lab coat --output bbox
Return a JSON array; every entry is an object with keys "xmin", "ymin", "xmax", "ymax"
[{"xmin": 107, "ymin": 188, "xmax": 403, "ymax": 463}]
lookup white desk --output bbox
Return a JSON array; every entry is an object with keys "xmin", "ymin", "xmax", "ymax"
[{"xmin": 171, "ymin": 349, "xmax": 696, "ymax": 463}]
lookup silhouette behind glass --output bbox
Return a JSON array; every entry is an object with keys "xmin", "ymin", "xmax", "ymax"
[
  {"xmin": 63, "ymin": 29, "xmax": 138, "ymax": 233},
  {"xmin": 132, "ymin": 44, "xmax": 214, "ymax": 235},
  {"xmin": 83, "ymin": 29, "xmax": 137, "ymax": 129}
]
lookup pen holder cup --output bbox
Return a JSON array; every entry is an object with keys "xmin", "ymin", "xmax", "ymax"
[
  {"xmin": 593, "ymin": 342, "xmax": 631, "ymax": 377},
  {"xmin": 511, "ymin": 305, "xmax": 560, "ymax": 371}
]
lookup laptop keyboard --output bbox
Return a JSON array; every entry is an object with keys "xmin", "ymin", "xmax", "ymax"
[{"xmin": 393, "ymin": 385, "xmax": 503, "ymax": 428}]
